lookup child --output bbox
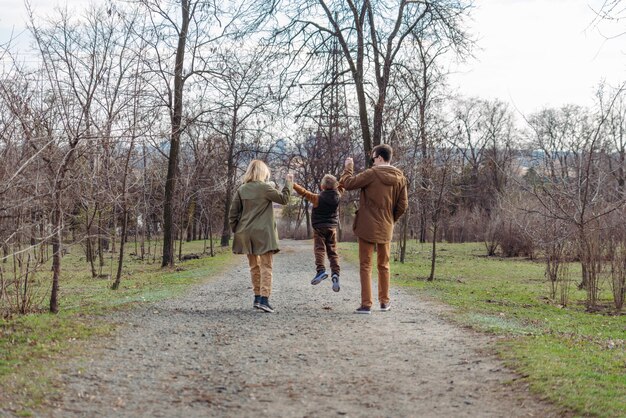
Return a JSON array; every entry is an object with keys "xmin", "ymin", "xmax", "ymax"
[{"xmin": 293, "ymin": 174, "xmax": 344, "ymax": 292}]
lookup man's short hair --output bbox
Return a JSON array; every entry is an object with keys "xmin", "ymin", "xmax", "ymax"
[
  {"xmin": 373, "ymin": 144, "xmax": 393, "ymax": 162},
  {"xmin": 321, "ymin": 174, "xmax": 338, "ymax": 190}
]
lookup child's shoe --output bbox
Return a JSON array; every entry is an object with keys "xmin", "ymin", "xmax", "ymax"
[
  {"xmin": 331, "ymin": 273, "xmax": 340, "ymax": 292},
  {"xmin": 311, "ymin": 270, "xmax": 328, "ymax": 285},
  {"xmin": 253, "ymin": 295, "xmax": 261, "ymax": 309}
]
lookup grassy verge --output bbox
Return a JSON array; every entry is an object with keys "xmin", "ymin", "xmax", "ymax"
[
  {"xmin": 0, "ymin": 240, "xmax": 235, "ymax": 415},
  {"xmin": 339, "ymin": 241, "xmax": 626, "ymax": 418}
]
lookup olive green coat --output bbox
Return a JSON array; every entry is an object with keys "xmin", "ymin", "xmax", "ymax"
[{"xmin": 229, "ymin": 180, "xmax": 292, "ymax": 255}]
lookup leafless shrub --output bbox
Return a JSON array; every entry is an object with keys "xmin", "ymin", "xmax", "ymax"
[
  {"xmin": 497, "ymin": 220, "xmax": 534, "ymax": 258},
  {"xmin": 483, "ymin": 212, "xmax": 502, "ymax": 256},
  {"xmin": 443, "ymin": 208, "xmax": 484, "ymax": 243},
  {"xmin": 544, "ymin": 237, "xmax": 571, "ymax": 304},
  {"xmin": 0, "ymin": 248, "xmax": 46, "ymax": 318},
  {"xmin": 578, "ymin": 230, "xmax": 606, "ymax": 311}
]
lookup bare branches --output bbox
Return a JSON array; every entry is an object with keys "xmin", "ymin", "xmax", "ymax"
[
  {"xmin": 271, "ymin": 0, "xmax": 474, "ymax": 164},
  {"xmin": 590, "ymin": 0, "xmax": 626, "ymax": 39}
]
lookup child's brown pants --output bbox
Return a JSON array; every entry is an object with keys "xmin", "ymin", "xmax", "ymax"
[{"xmin": 313, "ymin": 227, "xmax": 340, "ymax": 275}]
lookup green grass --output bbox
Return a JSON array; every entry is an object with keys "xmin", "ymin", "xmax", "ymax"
[
  {"xmin": 0, "ymin": 239, "xmax": 235, "ymax": 415},
  {"xmin": 339, "ymin": 241, "xmax": 626, "ymax": 418}
]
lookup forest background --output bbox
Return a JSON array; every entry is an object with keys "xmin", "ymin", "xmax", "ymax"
[{"xmin": 0, "ymin": 1, "xmax": 625, "ymax": 415}]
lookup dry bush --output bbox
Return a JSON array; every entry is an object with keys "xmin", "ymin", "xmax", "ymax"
[
  {"xmin": 277, "ymin": 217, "xmax": 307, "ymax": 240},
  {"xmin": 443, "ymin": 208, "xmax": 486, "ymax": 243},
  {"xmin": 483, "ymin": 212, "xmax": 502, "ymax": 256},
  {"xmin": 544, "ymin": 238, "xmax": 573, "ymax": 305},
  {"xmin": 0, "ymin": 249, "xmax": 47, "ymax": 318},
  {"xmin": 496, "ymin": 190, "xmax": 539, "ymax": 258},
  {"xmin": 577, "ymin": 230, "xmax": 606, "ymax": 310},
  {"xmin": 497, "ymin": 220, "xmax": 534, "ymax": 258}
]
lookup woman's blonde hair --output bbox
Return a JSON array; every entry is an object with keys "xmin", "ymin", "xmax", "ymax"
[{"xmin": 243, "ymin": 160, "xmax": 270, "ymax": 183}]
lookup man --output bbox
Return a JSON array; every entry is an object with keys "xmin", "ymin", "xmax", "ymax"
[{"xmin": 340, "ymin": 144, "xmax": 408, "ymax": 314}]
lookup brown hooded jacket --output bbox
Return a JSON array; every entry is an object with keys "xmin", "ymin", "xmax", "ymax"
[{"xmin": 340, "ymin": 163, "xmax": 408, "ymax": 243}]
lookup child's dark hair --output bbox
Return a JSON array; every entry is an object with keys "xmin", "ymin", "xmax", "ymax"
[
  {"xmin": 373, "ymin": 144, "xmax": 393, "ymax": 162},
  {"xmin": 321, "ymin": 174, "xmax": 338, "ymax": 190}
]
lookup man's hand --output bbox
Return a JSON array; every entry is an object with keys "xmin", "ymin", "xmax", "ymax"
[
  {"xmin": 344, "ymin": 157, "xmax": 353, "ymax": 169},
  {"xmin": 286, "ymin": 173, "xmax": 294, "ymax": 182}
]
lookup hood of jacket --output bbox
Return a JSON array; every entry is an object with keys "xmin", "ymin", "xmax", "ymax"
[{"xmin": 372, "ymin": 165, "xmax": 405, "ymax": 186}]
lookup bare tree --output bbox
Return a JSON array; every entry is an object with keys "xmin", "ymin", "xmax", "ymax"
[
  {"xmin": 289, "ymin": 127, "xmax": 355, "ymax": 239},
  {"xmin": 27, "ymin": 4, "xmax": 120, "ymax": 312},
  {"xmin": 194, "ymin": 44, "xmax": 283, "ymax": 247},
  {"xmin": 111, "ymin": 59, "xmax": 149, "ymax": 290},
  {"xmin": 391, "ymin": 36, "xmax": 452, "ymax": 249},
  {"xmin": 0, "ymin": 52, "xmax": 52, "ymax": 316},
  {"xmin": 599, "ymin": 82, "xmax": 626, "ymax": 198},
  {"xmin": 273, "ymin": 0, "xmax": 473, "ymax": 164},
  {"xmin": 523, "ymin": 88, "xmax": 625, "ymax": 309},
  {"xmin": 135, "ymin": 0, "xmax": 277, "ymax": 264},
  {"xmin": 136, "ymin": 0, "xmax": 195, "ymax": 268}
]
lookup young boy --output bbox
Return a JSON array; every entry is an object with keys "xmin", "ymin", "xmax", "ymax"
[{"xmin": 293, "ymin": 174, "xmax": 344, "ymax": 292}]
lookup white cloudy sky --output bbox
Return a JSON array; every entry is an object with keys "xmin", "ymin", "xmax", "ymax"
[
  {"xmin": 447, "ymin": 0, "xmax": 625, "ymax": 114},
  {"xmin": 1, "ymin": 0, "xmax": 624, "ymax": 116}
]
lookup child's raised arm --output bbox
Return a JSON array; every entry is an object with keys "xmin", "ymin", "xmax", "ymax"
[{"xmin": 293, "ymin": 183, "xmax": 320, "ymax": 207}]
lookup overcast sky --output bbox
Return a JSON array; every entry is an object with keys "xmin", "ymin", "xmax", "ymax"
[
  {"xmin": 447, "ymin": 0, "xmax": 625, "ymax": 115},
  {"xmin": 1, "ymin": 0, "xmax": 624, "ymax": 116}
]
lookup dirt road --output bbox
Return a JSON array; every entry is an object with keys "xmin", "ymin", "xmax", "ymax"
[{"xmin": 38, "ymin": 240, "xmax": 560, "ymax": 417}]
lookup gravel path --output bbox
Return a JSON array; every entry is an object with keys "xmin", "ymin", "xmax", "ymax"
[{"xmin": 38, "ymin": 239, "xmax": 561, "ymax": 417}]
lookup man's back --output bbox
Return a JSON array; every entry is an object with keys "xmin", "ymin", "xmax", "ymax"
[{"xmin": 340, "ymin": 164, "xmax": 408, "ymax": 243}]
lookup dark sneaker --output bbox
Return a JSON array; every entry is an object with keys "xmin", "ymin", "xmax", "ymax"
[
  {"xmin": 354, "ymin": 306, "xmax": 371, "ymax": 314},
  {"xmin": 380, "ymin": 302, "xmax": 391, "ymax": 312},
  {"xmin": 331, "ymin": 273, "xmax": 340, "ymax": 292},
  {"xmin": 311, "ymin": 270, "xmax": 328, "ymax": 285},
  {"xmin": 258, "ymin": 297, "xmax": 274, "ymax": 313},
  {"xmin": 253, "ymin": 295, "xmax": 261, "ymax": 309}
]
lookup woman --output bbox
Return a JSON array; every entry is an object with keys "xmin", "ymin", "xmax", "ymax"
[{"xmin": 229, "ymin": 160, "xmax": 293, "ymax": 313}]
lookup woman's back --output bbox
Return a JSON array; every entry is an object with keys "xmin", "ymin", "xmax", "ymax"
[{"xmin": 230, "ymin": 180, "xmax": 291, "ymax": 255}]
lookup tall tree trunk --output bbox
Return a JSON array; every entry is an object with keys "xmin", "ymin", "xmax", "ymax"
[
  {"xmin": 98, "ymin": 210, "xmax": 105, "ymax": 270},
  {"xmin": 140, "ymin": 213, "xmax": 146, "ymax": 261},
  {"xmin": 354, "ymin": 74, "xmax": 372, "ymax": 166},
  {"xmin": 221, "ymin": 109, "xmax": 238, "ymax": 247},
  {"xmin": 419, "ymin": 97, "xmax": 429, "ymax": 245},
  {"xmin": 162, "ymin": 0, "xmax": 190, "ymax": 267},
  {"xmin": 87, "ymin": 238, "xmax": 97, "ymax": 278},
  {"xmin": 399, "ymin": 207, "xmax": 410, "ymax": 263},
  {"xmin": 419, "ymin": 207, "xmax": 428, "ymax": 243},
  {"xmin": 428, "ymin": 222, "xmax": 438, "ymax": 282},
  {"xmin": 186, "ymin": 198, "xmax": 195, "ymax": 242},
  {"xmin": 208, "ymin": 216, "xmax": 214, "ymax": 257},
  {"xmin": 305, "ymin": 201, "xmax": 312, "ymax": 239},
  {"xmin": 50, "ymin": 196, "xmax": 62, "ymax": 313},
  {"xmin": 179, "ymin": 209, "xmax": 185, "ymax": 261},
  {"xmin": 221, "ymin": 154, "xmax": 236, "ymax": 246},
  {"xmin": 111, "ymin": 210, "xmax": 129, "ymax": 290},
  {"xmin": 112, "ymin": 126, "xmax": 135, "ymax": 289},
  {"xmin": 192, "ymin": 202, "xmax": 199, "ymax": 241}
]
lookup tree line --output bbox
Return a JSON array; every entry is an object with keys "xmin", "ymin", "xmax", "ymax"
[{"xmin": 0, "ymin": 0, "xmax": 624, "ymax": 316}]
